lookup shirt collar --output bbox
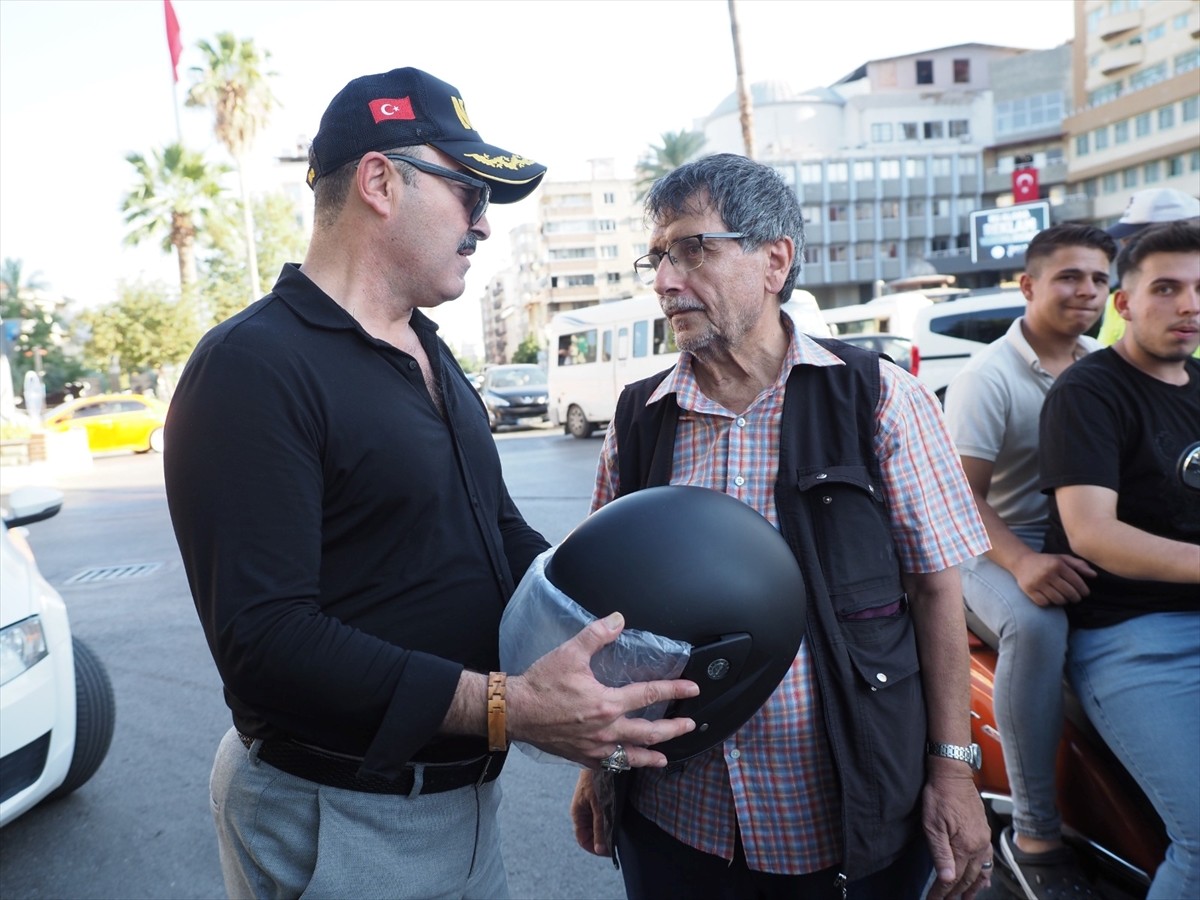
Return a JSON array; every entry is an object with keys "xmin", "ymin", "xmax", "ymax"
[
  {"xmin": 272, "ymin": 263, "xmax": 440, "ymax": 337},
  {"xmin": 647, "ymin": 311, "xmax": 845, "ymax": 407},
  {"xmin": 1006, "ymin": 315, "xmax": 1097, "ymax": 372}
]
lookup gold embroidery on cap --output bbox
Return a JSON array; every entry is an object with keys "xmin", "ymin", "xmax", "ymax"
[
  {"xmin": 465, "ymin": 152, "xmax": 537, "ymax": 171},
  {"xmin": 452, "ymin": 96, "xmax": 473, "ymax": 131}
]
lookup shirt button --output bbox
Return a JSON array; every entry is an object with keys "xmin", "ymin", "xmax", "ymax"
[
  {"xmin": 735, "ymin": 417, "xmax": 747, "ymax": 428},
  {"xmin": 729, "ymin": 748, "xmax": 741, "ymax": 760},
  {"xmin": 876, "ymin": 672, "xmax": 888, "ymax": 683},
  {"xmin": 408, "ymin": 360, "xmax": 418, "ymax": 370},
  {"xmin": 734, "ymin": 476, "xmax": 745, "ymax": 487}
]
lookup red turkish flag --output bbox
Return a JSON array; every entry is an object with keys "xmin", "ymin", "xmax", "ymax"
[
  {"xmin": 164, "ymin": 0, "xmax": 183, "ymax": 82},
  {"xmin": 1012, "ymin": 168, "xmax": 1039, "ymax": 204}
]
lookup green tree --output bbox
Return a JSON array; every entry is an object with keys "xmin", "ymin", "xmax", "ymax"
[
  {"xmin": 635, "ymin": 130, "xmax": 707, "ymax": 198},
  {"xmin": 0, "ymin": 258, "xmax": 85, "ymax": 396},
  {"xmin": 77, "ymin": 281, "xmax": 202, "ymax": 387},
  {"xmin": 201, "ymin": 191, "xmax": 308, "ymax": 325},
  {"xmin": 122, "ymin": 143, "xmax": 231, "ymax": 298},
  {"xmin": 187, "ymin": 32, "xmax": 278, "ymax": 302},
  {"xmin": 511, "ymin": 334, "xmax": 541, "ymax": 365}
]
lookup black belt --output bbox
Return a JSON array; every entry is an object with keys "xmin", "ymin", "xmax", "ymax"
[{"xmin": 237, "ymin": 733, "xmax": 504, "ymax": 795}]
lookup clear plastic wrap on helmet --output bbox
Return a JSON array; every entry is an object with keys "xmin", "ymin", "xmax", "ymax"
[{"xmin": 499, "ymin": 547, "xmax": 692, "ymax": 764}]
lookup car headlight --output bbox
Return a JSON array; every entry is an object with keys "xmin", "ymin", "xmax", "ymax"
[
  {"xmin": 488, "ymin": 395, "xmax": 510, "ymax": 407},
  {"xmin": 536, "ymin": 394, "xmax": 548, "ymax": 404},
  {"xmin": 0, "ymin": 615, "xmax": 48, "ymax": 685}
]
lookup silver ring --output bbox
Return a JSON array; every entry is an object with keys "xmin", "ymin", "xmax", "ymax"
[
  {"xmin": 980, "ymin": 861, "xmax": 994, "ymax": 870},
  {"xmin": 600, "ymin": 744, "xmax": 631, "ymax": 773}
]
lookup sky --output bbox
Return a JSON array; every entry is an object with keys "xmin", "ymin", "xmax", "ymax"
[{"xmin": 0, "ymin": 0, "xmax": 1075, "ymax": 350}]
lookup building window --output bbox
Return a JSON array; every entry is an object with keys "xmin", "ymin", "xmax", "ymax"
[
  {"xmin": 829, "ymin": 245, "xmax": 849, "ymax": 262},
  {"xmin": 827, "ymin": 162, "xmax": 849, "ymax": 182},
  {"xmin": 801, "ymin": 163, "xmax": 823, "ymax": 184},
  {"xmin": 1087, "ymin": 8, "xmax": 1102, "ymax": 32},
  {"xmin": 1129, "ymin": 62, "xmax": 1168, "ymax": 91},
  {"xmin": 1159, "ymin": 106, "xmax": 1175, "ymax": 130},
  {"xmin": 600, "ymin": 245, "xmax": 619, "ymax": 258},
  {"xmin": 871, "ymin": 122, "xmax": 893, "ymax": 143},
  {"xmin": 880, "ymin": 200, "xmax": 900, "ymax": 219},
  {"xmin": 853, "ymin": 160, "xmax": 875, "ymax": 181},
  {"xmin": 958, "ymin": 155, "xmax": 977, "ymax": 175},
  {"xmin": 1143, "ymin": 161, "xmax": 1161, "ymax": 184},
  {"xmin": 803, "ymin": 245, "xmax": 822, "ymax": 265},
  {"xmin": 1102, "ymin": 173, "xmax": 1119, "ymax": 193},
  {"xmin": 907, "ymin": 239, "xmax": 927, "ymax": 259},
  {"xmin": 1191, "ymin": 150, "xmax": 1200, "ymax": 172},
  {"xmin": 1115, "ymin": 119, "xmax": 1130, "ymax": 143},
  {"xmin": 905, "ymin": 158, "xmax": 926, "ymax": 178},
  {"xmin": 565, "ymin": 274, "xmax": 596, "ymax": 287},
  {"xmin": 1122, "ymin": 167, "xmax": 1138, "ymax": 188},
  {"xmin": 802, "ymin": 204, "xmax": 822, "ymax": 224},
  {"xmin": 1076, "ymin": 134, "xmax": 1090, "ymax": 156},
  {"xmin": 1145, "ymin": 24, "xmax": 1165, "ymax": 42},
  {"xmin": 1135, "ymin": 113, "xmax": 1152, "ymax": 137},
  {"xmin": 855, "ymin": 243, "xmax": 875, "ymax": 261},
  {"xmin": 1176, "ymin": 13, "xmax": 1191, "ymax": 29},
  {"xmin": 828, "ymin": 203, "xmax": 850, "ymax": 221},
  {"xmin": 1109, "ymin": 0, "xmax": 1126, "ymax": 12},
  {"xmin": 953, "ymin": 59, "xmax": 970, "ymax": 83},
  {"xmin": 933, "ymin": 198, "xmax": 952, "ymax": 218},
  {"xmin": 900, "ymin": 122, "xmax": 919, "ymax": 141},
  {"xmin": 1184, "ymin": 96, "xmax": 1200, "ymax": 122},
  {"xmin": 1094, "ymin": 126, "xmax": 1109, "ymax": 150},
  {"xmin": 916, "ymin": 59, "xmax": 934, "ymax": 84},
  {"xmin": 597, "ymin": 219, "xmax": 617, "ymax": 231},
  {"xmin": 879, "ymin": 159, "xmax": 901, "ymax": 179},
  {"xmin": 907, "ymin": 198, "xmax": 926, "ymax": 217},
  {"xmin": 1167, "ymin": 156, "xmax": 1185, "ymax": 178},
  {"xmin": 949, "ymin": 119, "xmax": 970, "ymax": 138},
  {"xmin": 549, "ymin": 247, "xmax": 597, "ymax": 260},
  {"xmin": 924, "ymin": 121, "xmax": 944, "ymax": 140},
  {"xmin": 1177, "ymin": 49, "xmax": 1200, "ymax": 75},
  {"xmin": 602, "ymin": 192, "xmax": 616, "ymax": 204},
  {"xmin": 1088, "ymin": 82, "xmax": 1123, "ymax": 106},
  {"xmin": 883, "ymin": 241, "xmax": 900, "ymax": 259},
  {"xmin": 931, "ymin": 157, "xmax": 952, "ymax": 176},
  {"xmin": 855, "ymin": 201, "xmax": 874, "ymax": 220},
  {"xmin": 930, "ymin": 237, "xmax": 951, "ymax": 252}
]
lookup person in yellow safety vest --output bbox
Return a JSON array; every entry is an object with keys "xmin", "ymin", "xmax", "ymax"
[{"xmin": 1098, "ymin": 188, "xmax": 1200, "ymax": 356}]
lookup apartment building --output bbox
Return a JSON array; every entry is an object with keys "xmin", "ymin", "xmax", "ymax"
[{"xmin": 1065, "ymin": 0, "xmax": 1200, "ymax": 223}]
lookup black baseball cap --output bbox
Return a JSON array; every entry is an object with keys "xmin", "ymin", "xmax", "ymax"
[{"xmin": 307, "ymin": 67, "xmax": 546, "ymax": 203}]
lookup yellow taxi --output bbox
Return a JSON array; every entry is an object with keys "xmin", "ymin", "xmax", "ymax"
[{"xmin": 42, "ymin": 393, "xmax": 168, "ymax": 455}]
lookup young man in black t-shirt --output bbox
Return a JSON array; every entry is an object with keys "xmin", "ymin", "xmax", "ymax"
[{"xmin": 1039, "ymin": 220, "xmax": 1200, "ymax": 899}]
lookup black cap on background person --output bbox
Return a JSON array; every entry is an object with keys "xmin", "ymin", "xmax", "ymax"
[{"xmin": 306, "ymin": 67, "xmax": 546, "ymax": 203}]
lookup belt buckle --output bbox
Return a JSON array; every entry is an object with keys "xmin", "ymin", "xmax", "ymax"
[{"xmin": 476, "ymin": 753, "xmax": 495, "ymax": 787}]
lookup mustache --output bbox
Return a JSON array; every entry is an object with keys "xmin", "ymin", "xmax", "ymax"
[
  {"xmin": 660, "ymin": 296, "xmax": 704, "ymax": 315},
  {"xmin": 458, "ymin": 233, "xmax": 478, "ymax": 255}
]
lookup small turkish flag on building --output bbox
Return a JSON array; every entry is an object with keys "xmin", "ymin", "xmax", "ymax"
[
  {"xmin": 1013, "ymin": 167, "xmax": 1039, "ymax": 204},
  {"xmin": 164, "ymin": 0, "xmax": 183, "ymax": 82}
]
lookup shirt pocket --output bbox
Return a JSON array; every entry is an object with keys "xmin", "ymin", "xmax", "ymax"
[{"xmin": 795, "ymin": 465, "xmax": 904, "ymax": 611}]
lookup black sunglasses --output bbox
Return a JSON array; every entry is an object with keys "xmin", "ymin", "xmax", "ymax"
[{"xmin": 384, "ymin": 154, "xmax": 490, "ymax": 226}]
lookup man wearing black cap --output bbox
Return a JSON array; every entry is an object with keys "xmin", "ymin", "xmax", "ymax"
[{"xmin": 163, "ymin": 68, "xmax": 699, "ymax": 899}]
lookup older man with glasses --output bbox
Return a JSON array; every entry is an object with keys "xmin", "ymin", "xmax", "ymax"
[
  {"xmin": 571, "ymin": 153, "xmax": 994, "ymax": 900},
  {"xmin": 164, "ymin": 67, "xmax": 702, "ymax": 900}
]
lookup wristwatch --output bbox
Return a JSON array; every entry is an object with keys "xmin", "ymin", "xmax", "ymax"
[{"xmin": 926, "ymin": 741, "xmax": 982, "ymax": 771}]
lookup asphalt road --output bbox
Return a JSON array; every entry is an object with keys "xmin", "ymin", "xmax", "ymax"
[{"xmin": 0, "ymin": 428, "xmax": 624, "ymax": 900}]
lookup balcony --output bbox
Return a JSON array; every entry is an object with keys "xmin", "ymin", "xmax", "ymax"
[
  {"xmin": 1098, "ymin": 43, "xmax": 1144, "ymax": 76},
  {"xmin": 1099, "ymin": 9, "xmax": 1142, "ymax": 41},
  {"xmin": 1052, "ymin": 194, "xmax": 1094, "ymax": 222}
]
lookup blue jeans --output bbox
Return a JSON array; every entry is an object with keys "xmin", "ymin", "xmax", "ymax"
[
  {"xmin": 1067, "ymin": 613, "xmax": 1200, "ymax": 900},
  {"xmin": 209, "ymin": 728, "xmax": 509, "ymax": 899},
  {"xmin": 962, "ymin": 546, "xmax": 1068, "ymax": 842}
]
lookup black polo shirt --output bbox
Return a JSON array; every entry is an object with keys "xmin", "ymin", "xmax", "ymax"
[{"xmin": 165, "ymin": 264, "xmax": 548, "ymax": 776}]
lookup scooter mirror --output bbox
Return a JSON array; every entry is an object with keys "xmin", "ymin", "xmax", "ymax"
[{"xmin": 1179, "ymin": 441, "xmax": 1200, "ymax": 493}]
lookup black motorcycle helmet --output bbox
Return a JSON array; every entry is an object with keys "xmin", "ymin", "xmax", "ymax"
[{"xmin": 545, "ymin": 484, "xmax": 807, "ymax": 762}]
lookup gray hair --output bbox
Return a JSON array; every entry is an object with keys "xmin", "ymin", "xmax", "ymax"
[
  {"xmin": 310, "ymin": 143, "xmax": 424, "ymax": 230},
  {"xmin": 644, "ymin": 153, "xmax": 805, "ymax": 302}
]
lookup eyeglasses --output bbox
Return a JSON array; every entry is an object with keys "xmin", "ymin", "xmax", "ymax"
[
  {"xmin": 633, "ymin": 233, "xmax": 746, "ymax": 285},
  {"xmin": 384, "ymin": 154, "xmax": 491, "ymax": 226}
]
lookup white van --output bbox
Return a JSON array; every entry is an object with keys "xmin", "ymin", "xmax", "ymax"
[
  {"xmin": 547, "ymin": 291, "xmax": 828, "ymax": 438},
  {"xmin": 911, "ymin": 290, "xmax": 1027, "ymax": 400},
  {"xmin": 821, "ymin": 289, "xmax": 967, "ymax": 339}
]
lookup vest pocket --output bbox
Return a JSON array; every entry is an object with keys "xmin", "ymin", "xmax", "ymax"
[{"xmin": 795, "ymin": 465, "xmax": 904, "ymax": 610}]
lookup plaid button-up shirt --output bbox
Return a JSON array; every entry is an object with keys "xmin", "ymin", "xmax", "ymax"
[{"xmin": 592, "ymin": 321, "xmax": 989, "ymax": 874}]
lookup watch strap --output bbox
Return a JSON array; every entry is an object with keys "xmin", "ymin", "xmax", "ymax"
[{"xmin": 487, "ymin": 672, "xmax": 508, "ymax": 752}]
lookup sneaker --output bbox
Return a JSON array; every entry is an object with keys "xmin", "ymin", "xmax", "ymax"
[{"xmin": 999, "ymin": 827, "xmax": 1099, "ymax": 900}]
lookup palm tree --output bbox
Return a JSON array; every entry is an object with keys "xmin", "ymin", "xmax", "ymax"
[
  {"xmin": 186, "ymin": 32, "xmax": 278, "ymax": 302},
  {"xmin": 121, "ymin": 143, "xmax": 230, "ymax": 296},
  {"xmin": 0, "ymin": 258, "xmax": 47, "ymax": 311},
  {"xmin": 727, "ymin": 0, "xmax": 756, "ymax": 159},
  {"xmin": 635, "ymin": 130, "xmax": 707, "ymax": 198}
]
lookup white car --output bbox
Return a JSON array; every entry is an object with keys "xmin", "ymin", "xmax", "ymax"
[
  {"xmin": 911, "ymin": 290, "xmax": 1027, "ymax": 401},
  {"xmin": 0, "ymin": 487, "xmax": 115, "ymax": 827}
]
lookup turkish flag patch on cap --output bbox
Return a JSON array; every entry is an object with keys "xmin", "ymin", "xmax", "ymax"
[{"xmin": 369, "ymin": 97, "xmax": 416, "ymax": 123}]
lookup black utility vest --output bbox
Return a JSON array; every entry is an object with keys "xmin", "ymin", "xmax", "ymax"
[{"xmin": 613, "ymin": 339, "xmax": 926, "ymax": 878}]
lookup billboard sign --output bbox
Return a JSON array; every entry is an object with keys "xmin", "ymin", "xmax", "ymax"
[{"xmin": 969, "ymin": 202, "xmax": 1050, "ymax": 264}]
